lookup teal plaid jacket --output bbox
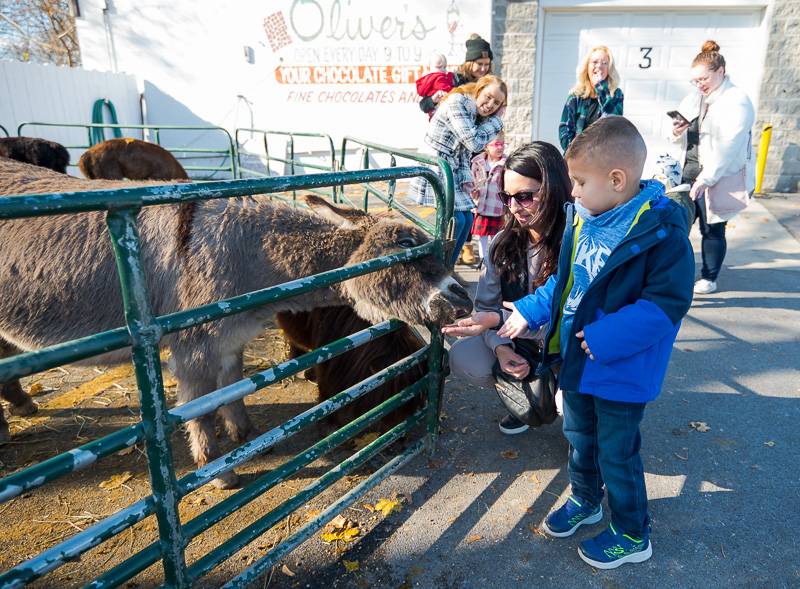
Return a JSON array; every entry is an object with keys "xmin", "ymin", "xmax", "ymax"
[{"xmin": 559, "ymin": 80, "xmax": 624, "ymax": 152}]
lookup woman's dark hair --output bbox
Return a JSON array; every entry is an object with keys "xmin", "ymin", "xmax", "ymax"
[{"xmin": 490, "ymin": 142, "xmax": 572, "ymax": 288}]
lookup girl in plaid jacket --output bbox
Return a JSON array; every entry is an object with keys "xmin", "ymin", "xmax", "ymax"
[
  {"xmin": 470, "ymin": 131, "xmax": 506, "ymax": 261},
  {"xmin": 409, "ymin": 75, "xmax": 507, "ymax": 266}
]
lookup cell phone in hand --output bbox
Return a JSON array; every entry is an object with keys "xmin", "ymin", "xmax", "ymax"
[{"xmin": 667, "ymin": 110, "xmax": 689, "ymax": 126}]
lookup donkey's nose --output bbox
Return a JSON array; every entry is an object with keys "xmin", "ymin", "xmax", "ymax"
[{"xmin": 447, "ymin": 282, "xmax": 473, "ymax": 317}]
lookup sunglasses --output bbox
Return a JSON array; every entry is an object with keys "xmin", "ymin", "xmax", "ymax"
[{"xmin": 498, "ymin": 189, "xmax": 542, "ymax": 207}]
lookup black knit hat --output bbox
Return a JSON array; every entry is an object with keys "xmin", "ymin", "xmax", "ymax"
[{"xmin": 465, "ymin": 36, "xmax": 493, "ymax": 62}]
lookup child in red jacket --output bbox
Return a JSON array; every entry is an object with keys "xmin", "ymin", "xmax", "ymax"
[{"xmin": 415, "ymin": 53, "xmax": 456, "ymax": 120}]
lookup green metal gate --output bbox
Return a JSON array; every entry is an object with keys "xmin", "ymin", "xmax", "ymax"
[
  {"xmin": 16, "ymin": 122, "xmax": 238, "ymax": 179},
  {"xmin": 0, "ymin": 161, "xmax": 454, "ymax": 587}
]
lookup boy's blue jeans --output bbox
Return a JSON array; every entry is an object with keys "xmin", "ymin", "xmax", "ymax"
[
  {"xmin": 562, "ymin": 390, "xmax": 650, "ymax": 537},
  {"xmin": 450, "ymin": 210, "xmax": 474, "ymax": 266}
]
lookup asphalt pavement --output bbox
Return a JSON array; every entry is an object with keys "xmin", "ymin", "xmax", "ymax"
[{"xmin": 263, "ymin": 196, "xmax": 800, "ymax": 589}]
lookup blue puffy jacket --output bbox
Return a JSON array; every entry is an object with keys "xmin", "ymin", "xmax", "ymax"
[{"xmin": 514, "ymin": 189, "xmax": 695, "ymax": 403}]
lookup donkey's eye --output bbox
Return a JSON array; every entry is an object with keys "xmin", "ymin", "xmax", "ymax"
[{"xmin": 397, "ymin": 236, "xmax": 417, "ymax": 248}]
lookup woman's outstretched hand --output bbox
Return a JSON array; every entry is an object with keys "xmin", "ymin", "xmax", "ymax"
[
  {"xmin": 496, "ymin": 301, "xmax": 531, "ymax": 339},
  {"xmin": 441, "ymin": 311, "xmax": 500, "ymax": 337}
]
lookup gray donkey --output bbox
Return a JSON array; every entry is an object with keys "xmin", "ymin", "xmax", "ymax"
[{"xmin": 0, "ymin": 158, "xmax": 472, "ymax": 488}]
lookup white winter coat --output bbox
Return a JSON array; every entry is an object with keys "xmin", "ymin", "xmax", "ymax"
[{"xmin": 670, "ymin": 77, "xmax": 756, "ymax": 192}]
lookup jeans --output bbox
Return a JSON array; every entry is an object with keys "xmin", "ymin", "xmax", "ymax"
[
  {"xmin": 562, "ymin": 390, "xmax": 650, "ymax": 537},
  {"xmin": 451, "ymin": 210, "xmax": 474, "ymax": 266},
  {"xmin": 694, "ymin": 194, "xmax": 727, "ymax": 281}
]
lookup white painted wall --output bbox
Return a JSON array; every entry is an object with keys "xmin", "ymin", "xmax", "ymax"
[
  {"xmin": 75, "ymin": 0, "xmax": 493, "ymax": 158},
  {"xmin": 0, "ymin": 59, "xmax": 141, "ymax": 170}
]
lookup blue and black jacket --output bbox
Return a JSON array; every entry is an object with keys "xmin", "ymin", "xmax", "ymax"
[{"xmin": 514, "ymin": 186, "xmax": 695, "ymax": 403}]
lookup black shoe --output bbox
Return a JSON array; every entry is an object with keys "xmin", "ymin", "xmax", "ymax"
[{"xmin": 498, "ymin": 414, "xmax": 529, "ymax": 435}]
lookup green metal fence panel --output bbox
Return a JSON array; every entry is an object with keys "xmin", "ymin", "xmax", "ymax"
[
  {"xmin": 233, "ymin": 128, "xmax": 338, "ymax": 202},
  {"xmin": 340, "ymin": 136, "xmax": 455, "ymax": 239},
  {"xmin": 16, "ymin": 122, "xmax": 238, "ymax": 179},
  {"xmin": 0, "ymin": 163, "xmax": 453, "ymax": 588},
  {"xmin": 0, "ymin": 125, "xmax": 8, "ymax": 138}
]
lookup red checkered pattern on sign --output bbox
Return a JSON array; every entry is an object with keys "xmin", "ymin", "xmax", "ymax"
[{"xmin": 263, "ymin": 12, "xmax": 292, "ymax": 52}]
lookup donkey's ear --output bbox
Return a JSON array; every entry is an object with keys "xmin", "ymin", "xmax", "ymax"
[{"xmin": 303, "ymin": 194, "xmax": 367, "ymax": 230}]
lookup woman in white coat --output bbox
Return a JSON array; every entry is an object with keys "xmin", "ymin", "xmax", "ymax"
[{"xmin": 671, "ymin": 40, "xmax": 755, "ymax": 294}]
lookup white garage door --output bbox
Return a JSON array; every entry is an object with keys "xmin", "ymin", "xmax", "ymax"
[{"xmin": 535, "ymin": 8, "xmax": 767, "ymax": 174}]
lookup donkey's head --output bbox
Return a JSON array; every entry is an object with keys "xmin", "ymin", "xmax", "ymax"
[{"xmin": 305, "ymin": 195, "xmax": 473, "ymax": 324}]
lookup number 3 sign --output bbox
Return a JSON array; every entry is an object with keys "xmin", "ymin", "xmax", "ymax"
[{"xmin": 639, "ymin": 47, "xmax": 653, "ymax": 69}]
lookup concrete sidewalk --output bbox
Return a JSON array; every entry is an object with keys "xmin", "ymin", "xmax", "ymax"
[{"xmin": 265, "ymin": 197, "xmax": 800, "ymax": 589}]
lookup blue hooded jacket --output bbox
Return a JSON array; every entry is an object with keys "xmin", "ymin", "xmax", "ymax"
[{"xmin": 513, "ymin": 183, "xmax": 695, "ymax": 403}]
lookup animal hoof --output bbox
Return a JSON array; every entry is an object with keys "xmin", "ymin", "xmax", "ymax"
[
  {"xmin": 303, "ymin": 368, "xmax": 317, "ymax": 382},
  {"xmin": 9, "ymin": 399, "xmax": 37, "ymax": 417},
  {"xmin": 211, "ymin": 470, "xmax": 240, "ymax": 490}
]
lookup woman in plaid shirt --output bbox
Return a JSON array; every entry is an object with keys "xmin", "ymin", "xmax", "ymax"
[
  {"xmin": 559, "ymin": 45, "xmax": 624, "ymax": 152},
  {"xmin": 409, "ymin": 75, "xmax": 507, "ymax": 266}
]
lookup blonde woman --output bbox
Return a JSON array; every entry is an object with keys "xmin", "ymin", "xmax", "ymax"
[{"xmin": 559, "ymin": 46, "xmax": 624, "ymax": 151}]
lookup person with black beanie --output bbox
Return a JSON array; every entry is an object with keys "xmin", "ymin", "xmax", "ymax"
[{"xmin": 417, "ymin": 34, "xmax": 493, "ymax": 117}]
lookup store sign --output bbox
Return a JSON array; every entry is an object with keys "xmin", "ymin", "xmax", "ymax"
[{"xmin": 258, "ymin": 0, "xmax": 491, "ymax": 144}]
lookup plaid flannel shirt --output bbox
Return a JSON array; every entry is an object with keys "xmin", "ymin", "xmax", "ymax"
[
  {"xmin": 470, "ymin": 153, "xmax": 506, "ymax": 217},
  {"xmin": 409, "ymin": 93, "xmax": 503, "ymax": 211},
  {"xmin": 559, "ymin": 80, "xmax": 624, "ymax": 152}
]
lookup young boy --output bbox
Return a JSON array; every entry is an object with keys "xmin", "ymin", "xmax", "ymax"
[{"xmin": 447, "ymin": 116, "xmax": 694, "ymax": 568}]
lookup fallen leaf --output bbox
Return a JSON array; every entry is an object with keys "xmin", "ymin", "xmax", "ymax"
[
  {"xmin": 465, "ymin": 534, "xmax": 482, "ymax": 544},
  {"xmin": 99, "ymin": 472, "xmax": 133, "ymax": 490},
  {"xmin": 528, "ymin": 523, "xmax": 547, "ymax": 538},
  {"xmin": 320, "ymin": 526, "xmax": 360, "ymax": 543},
  {"xmin": 343, "ymin": 560, "xmax": 359, "ymax": 572},
  {"xmin": 374, "ymin": 498, "xmax": 402, "ymax": 517},
  {"xmin": 352, "ymin": 432, "xmax": 380, "ymax": 451},
  {"xmin": 689, "ymin": 421, "xmax": 711, "ymax": 433},
  {"xmin": 117, "ymin": 446, "xmax": 135, "ymax": 456},
  {"xmin": 281, "ymin": 564, "xmax": 295, "ymax": 577},
  {"xmin": 362, "ymin": 503, "xmax": 375, "ymax": 513},
  {"xmin": 304, "ymin": 509, "xmax": 321, "ymax": 521},
  {"xmin": 500, "ymin": 450, "xmax": 519, "ymax": 459},
  {"xmin": 321, "ymin": 516, "xmax": 360, "ymax": 543},
  {"xmin": 764, "ymin": 441, "xmax": 776, "ymax": 447},
  {"xmin": 28, "ymin": 382, "xmax": 45, "ymax": 395}
]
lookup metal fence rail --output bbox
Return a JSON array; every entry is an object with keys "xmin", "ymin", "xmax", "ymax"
[
  {"xmin": 340, "ymin": 137, "xmax": 454, "ymax": 238},
  {"xmin": 234, "ymin": 128, "xmax": 338, "ymax": 203},
  {"xmin": 0, "ymin": 164, "xmax": 452, "ymax": 588},
  {"xmin": 0, "ymin": 125, "xmax": 8, "ymax": 138},
  {"xmin": 16, "ymin": 122, "xmax": 238, "ymax": 179}
]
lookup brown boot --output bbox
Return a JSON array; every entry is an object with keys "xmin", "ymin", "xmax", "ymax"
[{"xmin": 460, "ymin": 244, "xmax": 476, "ymax": 265}]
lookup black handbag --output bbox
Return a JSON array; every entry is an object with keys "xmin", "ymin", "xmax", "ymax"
[{"xmin": 492, "ymin": 339, "xmax": 558, "ymax": 427}]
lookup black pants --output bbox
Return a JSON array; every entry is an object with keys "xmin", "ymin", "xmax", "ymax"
[{"xmin": 693, "ymin": 194, "xmax": 727, "ymax": 281}]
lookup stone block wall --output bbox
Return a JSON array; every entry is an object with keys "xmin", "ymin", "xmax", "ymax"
[
  {"xmin": 491, "ymin": 0, "xmax": 538, "ymax": 151},
  {"xmin": 755, "ymin": 0, "xmax": 800, "ymax": 192}
]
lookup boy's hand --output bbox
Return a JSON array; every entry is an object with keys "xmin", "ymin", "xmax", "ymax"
[
  {"xmin": 496, "ymin": 302, "xmax": 531, "ymax": 339},
  {"xmin": 432, "ymin": 90, "xmax": 446, "ymax": 103},
  {"xmin": 495, "ymin": 345, "xmax": 530, "ymax": 379},
  {"xmin": 575, "ymin": 330, "xmax": 595, "ymax": 360},
  {"xmin": 441, "ymin": 311, "xmax": 500, "ymax": 337}
]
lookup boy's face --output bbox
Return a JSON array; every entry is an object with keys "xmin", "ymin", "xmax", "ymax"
[{"xmin": 567, "ymin": 155, "xmax": 626, "ymax": 216}]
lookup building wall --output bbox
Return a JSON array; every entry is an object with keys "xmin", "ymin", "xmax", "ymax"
[
  {"xmin": 492, "ymin": 0, "xmax": 799, "ymax": 193},
  {"xmin": 492, "ymin": 0, "xmax": 538, "ymax": 151},
  {"xmin": 755, "ymin": 0, "xmax": 800, "ymax": 192}
]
